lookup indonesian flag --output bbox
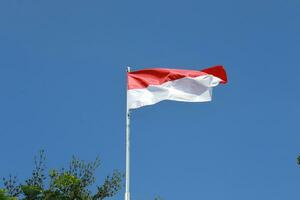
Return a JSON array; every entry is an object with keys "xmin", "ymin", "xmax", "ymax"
[{"xmin": 127, "ymin": 66, "xmax": 227, "ymax": 109}]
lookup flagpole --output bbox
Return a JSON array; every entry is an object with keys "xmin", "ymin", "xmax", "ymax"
[{"xmin": 125, "ymin": 66, "xmax": 131, "ymax": 200}]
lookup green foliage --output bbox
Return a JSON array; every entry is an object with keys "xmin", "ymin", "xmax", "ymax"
[
  {"xmin": 93, "ymin": 171, "xmax": 122, "ymax": 200},
  {"xmin": 2, "ymin": 175, "xmax": 21, "ymax": 197},
  {"xmin": 25, "ymin": 150, "xmax": 46, "ymax": 189},
  {"xmin": 1, "ymin": 151, "xmax": 123, "ymax": 200},
  {"xmin": 20, "ymin": 185, "xmax": 43, "ymax": 199},
  {"xmin": 0, "ymin": 189, "xmax": 17, "ymax": 200},
  {"xmin": 297, "ymin": 155, "xmax": 300, "ymax": 165}
]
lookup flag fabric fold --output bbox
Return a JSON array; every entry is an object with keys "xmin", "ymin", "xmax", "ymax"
[{"xmin": 127, "ymin": 66, "xmax": 227, "ymax": 109}]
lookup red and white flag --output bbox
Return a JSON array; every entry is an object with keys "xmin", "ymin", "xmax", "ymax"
[{"xmin": 127, "ymin": 66, "xmax": 227, "ymax": 109}]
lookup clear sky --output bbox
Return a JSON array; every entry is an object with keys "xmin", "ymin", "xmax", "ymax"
[{"xmin": 0, "ymin": 0, "xmax": 300, "ymax": 199}]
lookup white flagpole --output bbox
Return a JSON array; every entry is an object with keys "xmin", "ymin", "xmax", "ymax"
[{"xmin": 125, "ymin": 66, "xmax": 131, "ymax": 200}]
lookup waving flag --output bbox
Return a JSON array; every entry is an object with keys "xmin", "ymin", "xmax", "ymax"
[{"xmin": 127, "ymin": 65, "xmax": 227, "ymax": 109}]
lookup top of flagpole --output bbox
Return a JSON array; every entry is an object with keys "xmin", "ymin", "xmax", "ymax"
[{"xmin": 127, "ymin": 66, "xmax": 131, "ymax": 73}]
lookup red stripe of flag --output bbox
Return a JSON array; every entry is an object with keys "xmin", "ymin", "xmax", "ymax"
[{"xmin": 127, "ymin": 65, "xmax": 227, "ymax": 90}]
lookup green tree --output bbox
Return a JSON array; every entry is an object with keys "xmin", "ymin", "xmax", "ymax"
[
  {"xmin": 0, "ymin": 189, "xmax": 17, "ymax": 200},
  {"xmin": 1, "ymin": 150, "xmax": 122, "ymax": 200}
]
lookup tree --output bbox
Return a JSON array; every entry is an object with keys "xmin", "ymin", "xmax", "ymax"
[
  {"xmin": 297, "ymin": 155, "xmax": 300, "ymax": 166},
  {"xmin": 1, "ymin": 150, "xmax": 123, "ymax": 200}
]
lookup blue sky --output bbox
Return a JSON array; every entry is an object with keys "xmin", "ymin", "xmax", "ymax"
[{"xmin": 0, "ymin": 0, "xmax": 300, "ymax": 199}]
